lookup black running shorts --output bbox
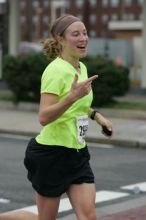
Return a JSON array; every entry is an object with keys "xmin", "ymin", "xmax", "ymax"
[{"xmin": 24, "ymin": 138, "xmax": 94, "ymax": 197}]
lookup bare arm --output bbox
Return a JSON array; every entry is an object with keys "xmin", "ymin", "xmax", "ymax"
[
  {"xmin": 39, "ymin": 92, "xmax": 76, "ymax": 126},
  {"xmin": 88, "ymin": 108, "xmax": 113, "ymax": 136},
  {"xmin": 39, "ymin": 74, "xmax": 98, "ymax": 126}
]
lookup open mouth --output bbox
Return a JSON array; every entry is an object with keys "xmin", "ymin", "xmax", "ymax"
[{"xmin": 77, "ymin": 45, "xmax": 86, "ymax": 50}]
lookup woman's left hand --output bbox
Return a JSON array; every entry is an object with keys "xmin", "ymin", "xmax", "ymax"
[{"xmin": 94, "ymin": 113, "xmax": 113, "ymax": 137}]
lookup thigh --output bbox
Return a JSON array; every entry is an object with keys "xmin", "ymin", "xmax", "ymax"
[
  {"xmin": 67, "ymin": 183, "xmax": 97, "ymax": 220},
  {"xmin": 35, "ymin": 192, "xmax": 60, "ymax": 220}
]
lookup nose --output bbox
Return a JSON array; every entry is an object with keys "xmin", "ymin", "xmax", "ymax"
[{"xmin": 79, "ymin": 33, "xmax": 88, "ymax": 41}]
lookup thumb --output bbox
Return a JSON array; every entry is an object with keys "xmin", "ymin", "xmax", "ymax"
[{"xmin": 73, "ymin": 73, "xmax": 79, "ymax": 84}]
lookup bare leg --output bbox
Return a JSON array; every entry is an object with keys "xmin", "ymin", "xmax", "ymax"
[
  {"xmin": 36, "ymin": 192, "xmax": 60, "ymax": 220},
  {"xmin": 0, "ymin": 192, "xmax": 60, "ymax": 220},
  {"xmin": 0, "ymin": 210, "xmax": 37, "ymax": 220},
  {"xmin": 67, "ymin": 183, "xmax": 97, "ymax": 220}
]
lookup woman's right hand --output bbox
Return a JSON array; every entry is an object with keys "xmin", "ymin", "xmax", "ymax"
[{"xmin": 70, "ymin": 73, "xmax": 98, "ymax": 101}]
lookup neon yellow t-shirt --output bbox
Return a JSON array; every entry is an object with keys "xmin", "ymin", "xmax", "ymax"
[{"xmin": 36, "ymin": 57, "xmax": 93, "ymax": 149}]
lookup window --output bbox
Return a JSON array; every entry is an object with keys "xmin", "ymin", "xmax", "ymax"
[
  {"xmin": 32, "ymin": 0, "xmax": 39, "ymax": 8},
  {"xmin": 111, "ymin": 14, "xmax": 118, "ymax": 21},
  {"xmin": 20, "ymin": 16, "xmax": 26, "ymax": 23},
  {"xmin": 76, "ymin": 0, "xmax": 83, "ymax": 8},
  {"xmin": 102, "ymin": 0, "xmax": 109, "ymax": 7},
  {"xmin": 122, "ymin": 13, "xmax": 129, "ymax": 20},
  {"xmin": 77, "ymin": 14, "xmax": 83, "ymax": 20},
  {"xmin": 102, "ymin": 14, "xmax": 109, "ymax": 24},
  {"xmin": 139, "ymin": 13, "xmax": 143, "ymax": 20},
  {"xmin": 32, "ymin": 16, "xmax": 38, "ymax": 23},
  {"xmin": 32, "ymin": 31, "xmax": 37, "ymax": 39},
  {"xmin": 138, "ymin": 0, "xmax": 144, "ymax": 6},
  {"xmin": 110, "ymin": 0, "xmax": 119, "ymax": 7},
  {"xmin": 90, "ymin": 0, "xmax": 96, "ymax": 7},
  {"xmin": 20, "ymin": 1, "xmax": 26, "ymax": 8},
  {"xmin": 43, "ymin": 31, "xmax": 48, "ymax": 38},
  {"xmin": 124, "ymin": 0, "xmax": 132, "ymax": 6},
  {"xmin": 129, "ymin": 13, "xmax": 134, "ymax": 20},
  {"xmin": 44, "ymin": 1, "xmax": 49, "ymax": 7},
  {"xmin": 90, "ymin": 14, "xmax": 96, "ymax": 24},
  {"xmin": 65, "ymin": 0, "xmax": 70, "ymax": 9},
  {"xmin": 121, "ymin": 13, "xmax": 135, "ymax": 21},
  {"xmin": 90, "ymin": 30, "xmax": 96, "ymax": 37},
  {"xmin": 43, "ymin": 16, "xmax": 49, "ymax": 24}
]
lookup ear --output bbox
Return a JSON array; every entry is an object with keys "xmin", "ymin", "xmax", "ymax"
[{"xmin": 56, "ymin": 36, "xmax": 64, "ymax": 46}]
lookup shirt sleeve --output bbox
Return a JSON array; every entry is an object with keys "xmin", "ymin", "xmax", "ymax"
[{"xmin": 41, "ymin": 67, "xmax": 65, "ymax": 95}]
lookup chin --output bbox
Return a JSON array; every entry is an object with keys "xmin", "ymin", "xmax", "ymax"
[{"xmin": 79, "ymin": 53, "xmax": 87, "ymax": 58}]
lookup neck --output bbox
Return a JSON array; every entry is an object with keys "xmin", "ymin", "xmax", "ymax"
[{"xmin": 60, "ymin": 54, "xmax": 79, "ymax": 70}]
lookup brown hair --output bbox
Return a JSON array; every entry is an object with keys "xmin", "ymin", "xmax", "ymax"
[
  {"xmin": 42, "ymin": 37, "xmax": 62, "ymax": 59},
  {"xmin": 42, "ymin": 14, "xmax": 80, "ymax": 59}
]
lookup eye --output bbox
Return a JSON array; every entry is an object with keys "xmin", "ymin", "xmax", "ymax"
[
  {"xmin": 83, "ymin": 32, "xmax": 88, "ymax": 36},
  {"xmin": 72, "ymin": 32, "xmax": 80, "ymax": 37}
]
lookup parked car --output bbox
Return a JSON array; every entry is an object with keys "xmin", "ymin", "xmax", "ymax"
[{"xmin": 19, "ymin": 41, "xmax": 42, "ymax": 56}]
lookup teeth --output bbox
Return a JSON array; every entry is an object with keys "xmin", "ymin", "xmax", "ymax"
[{"xmin": 77, "ymin": 46, "xmax": 86, "ymax": 48}]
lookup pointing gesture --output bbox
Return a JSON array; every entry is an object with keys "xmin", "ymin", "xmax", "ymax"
[{"xmin": 70, "ymin": 74, "xmax": 98, "ymax": 101}]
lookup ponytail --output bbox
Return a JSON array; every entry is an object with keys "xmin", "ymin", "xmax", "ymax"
[{"xmin": 42, "ymin": 38, "xmax": 62, "ymax": 59}]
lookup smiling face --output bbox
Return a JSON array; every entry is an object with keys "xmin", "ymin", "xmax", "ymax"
[{"xmin": 60, "ymin": 21, "xmax": 88, "ymax": 59}]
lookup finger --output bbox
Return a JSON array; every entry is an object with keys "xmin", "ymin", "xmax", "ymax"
[
  {"xmin": 73, "ymin": 73, "xmax": 79, "ymax": 84},
  {"xmin": 86, "ymin": 83, "xmax": 91, "ymax": 93},
  {"xmin": 87, "ymin": 75, "xmax": 98, "ymax": 83},
  {"xmin": 102, "ymin": 125, "xmax": 113, "ymax": 136}
]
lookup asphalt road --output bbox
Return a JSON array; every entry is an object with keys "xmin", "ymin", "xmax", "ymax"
[{"xmin": 0, "ymin": 134, "xmax": 146, "ymax": 215}]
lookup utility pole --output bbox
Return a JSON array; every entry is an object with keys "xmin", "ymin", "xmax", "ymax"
[
  {"xmin": 27, "ymin": 0, "xmax": 33, "ymax": 41},
  {"xmin": 142, "ymin": 0, "xmax": 146, "ymax": 88},
  {"xmin": 0, "ymin": 0, "xmax": 7, "ymax": 79},
  {"xmin": 8, "ymin": 0, "xmax": 20, "ymax": 55}
]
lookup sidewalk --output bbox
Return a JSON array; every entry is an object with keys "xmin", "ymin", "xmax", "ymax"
[
  {"xmin": 0, "ymin": 99, "xmax": 146, "ymax": 219},
  {"xmin": 0, "ymin": 100, "xmax": 146, "ymax": 148}
]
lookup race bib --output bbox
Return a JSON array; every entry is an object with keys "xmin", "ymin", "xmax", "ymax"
[{"xmin": 77, "ymin": 115, "xmax": 89, "ymax": 144}]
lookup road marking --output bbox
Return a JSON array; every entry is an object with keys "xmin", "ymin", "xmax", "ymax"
[
  {"xmin": 14, "ymin": 190, "xmax": 129, "ymax": 214},
  {"xmin": 121, "ymin": 182, "xmax": 146, "ymax": 192},
  {"xmin": 0, "ymin": 198, "xmax": 10, "ymax": 203},
  {"xmin": 95, "ymin": 190, "xmax": 129, "ymax": 203}
]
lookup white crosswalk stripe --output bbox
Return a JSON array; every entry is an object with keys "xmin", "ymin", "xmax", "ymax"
[
  {"xmin": 0, "ymin": 198, "xmax": 10, "ymax": 204},
  {"xmin": 121, "ymin": 182, "xmax": 146, "ymax": 192},
  {"xmin": 12, "ymin": 190, "xmax": 129, "ymax": 214}
]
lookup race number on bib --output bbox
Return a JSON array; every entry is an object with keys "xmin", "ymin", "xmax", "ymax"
[{"xmin": 77, "ymin": 115, "xmax": 89, "ymax": 144}]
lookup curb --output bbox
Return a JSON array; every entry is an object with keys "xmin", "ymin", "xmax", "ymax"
[
  {"xmin": 86, "ymin": 136, "xmax": 146, "ymax": 149},
  {"xmin": 0, "ymin": 100, "xmax": 146, "ymax": 120},
  {"xmin": 1, "ymin": 129, "xmax": 146, "ymax": 149}
]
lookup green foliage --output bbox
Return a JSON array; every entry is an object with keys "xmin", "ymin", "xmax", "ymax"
[
  {"xmin": 3, "ymin": 53, "xmax": 49, "ymax": 104},
  {"xmin": 83, "ymin": 55, "xmax": 130, "ymax": 106},
  {"xmin": 3, "ymin": 53, "xmax": 130, "ymax": 106}
]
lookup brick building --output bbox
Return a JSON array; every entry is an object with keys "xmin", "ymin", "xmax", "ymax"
[{"xmin": 20, "ymin": 0, "xmax": 143, "ymax": 41}]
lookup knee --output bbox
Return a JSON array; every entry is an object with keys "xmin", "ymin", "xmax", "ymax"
[
  {"xmin": 80, "ymin": 209, "xmax": 97, "ymax": 220},
  {"xmin": 87, "ymin": 211, "xmax": 97, "ymax": 220}
]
